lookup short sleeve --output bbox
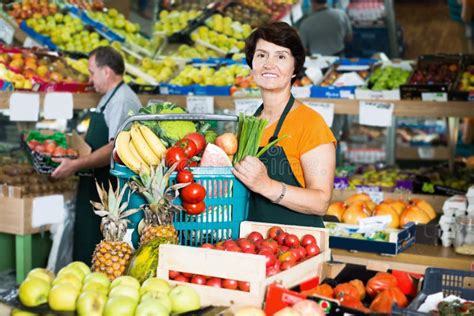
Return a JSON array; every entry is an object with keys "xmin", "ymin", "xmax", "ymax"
[
  {"xmin": 344, "ymin": 13, "xmax": 353, "ymax": 37},
  {"xmin": 298, "ymin": 106, "xmax": 336, "ymax": 156},
  {"xmin": 105, "ymin": 87, "xmax": 141, "ymax": 140}
]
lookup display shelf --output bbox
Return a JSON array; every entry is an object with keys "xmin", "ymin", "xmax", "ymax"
[{"xmin": 332, "ymin": 244, "xmax": 474, "ymax": 274}]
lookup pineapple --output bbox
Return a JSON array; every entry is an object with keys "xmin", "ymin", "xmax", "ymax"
[
  {"xmin": 130, "ymin": 162, "xmax": 188, "ymax": 245},
  {"xmin": 90, "ymin": 180, "xmax": 140, "ymax": 280}
]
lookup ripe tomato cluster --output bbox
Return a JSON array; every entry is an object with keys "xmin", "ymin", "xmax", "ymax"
[
  {"xmin": 28, "ymin": 139, "xmax": 78, "ymax": 158},
  {"xmin": 165, "ymin": 133, "xmax": 206, "ymax": 171},
  {"xmin": 168, "ymin": 270, "xmax": 251, "ymax": 292},
  {"xmin": 176, "ymin": 170, "xmax": 206, "ymax": 216}
]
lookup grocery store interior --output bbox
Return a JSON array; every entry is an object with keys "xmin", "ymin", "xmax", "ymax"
[{"xmin": 0, "ymin": 0, "xmax": 473, "ymax": 315}]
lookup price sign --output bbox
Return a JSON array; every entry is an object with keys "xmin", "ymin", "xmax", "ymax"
[
  {"xmin": 421, "ymin": 92, "xmax": 448, "ymax": 102},
  {"xmin": 23, "ymin": 36, "xmax": 42, "ymax": 48},
  {"xmin": 306, "ymin": 102, "xmax": 335, "ymax": 127},
  {"xmin": 9, "ymin": 93, "xmax": 40, "ymax": 121},
  {"xmin": 0, "ymin": 18, "xmax": 15, "ymax": 45},
  {"xmin": 32, "ymin": 195, "xmax": 65, "ymax": 228},
  {"xmin": 186, "ymin": 96, "xmax": 214, "ymax": 114},
  {"xmin": 357, "ymin": 186, "xmax": 384, "ymax": 203},
  {"xmin": 291, "ymin": 86, "xmax": 311, "ymax": 98},
  {"xmin": 359, "ymin": 101, "xmax": 394, "ymax": 127},
  {"xmin": 44, "ymin": 92, "xmax": 73, "ymax": 119},
  {"xmin": 234, "ymin": 98, "xmax": 262, "ymax": 116}
]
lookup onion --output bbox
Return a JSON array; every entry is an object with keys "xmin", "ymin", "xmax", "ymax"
[
  {"xmin": 215, "ymin": 132, "xmax": 238, "ymax": 155},
  {"xmin": 293, "ymin": 300, "xmax": 325, "ymax": 316}
]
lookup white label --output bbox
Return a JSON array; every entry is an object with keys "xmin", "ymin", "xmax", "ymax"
[
  {"xmin": 357, "ymin": 187, "xmax": 384, "ymax": 203},
  {"xmin": 32, "ymin": 195, "xmax": 65, "ymax": 228},
  {"xmin": 306, "ymin": 102, "xmax": 335, "ymax": 127},
  {"xmin": 417, "ymin": 147, "xmax": 435, "ymax": 159},
  {"xmin": 44, "ymin": 92, "xmax": 73, "ymax": 120},
  {"xmin": 9, "ymin": 93, "xmax": 40, "ymax": 122},
  {"xmin": 23, "ymin": 36, "xmax": 42, "ymax": 48},
  {"xmin": 359, "ymin": 101, "xmax": 394, "ymax": 127},
  {"xmin": 340, "ymin": 90, "xmax": 354, "ymax": 99},
  {"xmin": 357, "ymin": 215, "xmax": 392, "ymax": 233},
  {"xmin": 234, "ymin": 98, "xmax": 262, "ymax": 115},
  {"xmin": 421, "ymin": 92, "xmax": 448, "ymax": 102},
  {"xmin": 291, "ymin": 86, "xmax": 311, "ymax": 98},
  {"xmin": 146, "ymin": 99, "xmax": 165, "ymax": 106},
  {"xmin": 291, "ymin": 2, "xmax": 303, "ymax": 22},
  {"xmin": 159, "ymin": 86, "xmax": 169, "ymax": 95},
  {"xmin": 186, "ymin": 96, "xmax": 214, "ymax": 114},
  {"xmin": 0, "ymin": 18, "xmax": 15, "ymax": 45}
]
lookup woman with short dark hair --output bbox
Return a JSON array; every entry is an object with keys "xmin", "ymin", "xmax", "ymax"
[{"xmin": 232, "ymin": 22, "xmax": 336, "ymax": 227}]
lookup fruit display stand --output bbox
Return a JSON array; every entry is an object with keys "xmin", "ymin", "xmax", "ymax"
[{"xmin": 157, "ymin": 221, "xmax": 330, "ymax": 307}]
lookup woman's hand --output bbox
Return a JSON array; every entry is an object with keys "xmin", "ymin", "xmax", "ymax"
[
  {"xmin": 51, "ymin": 158, "xmax": 77, "ymax": 178},
  {"xmin": 232, "ymin": 156, "xmax": 272, "ymax": 194}
]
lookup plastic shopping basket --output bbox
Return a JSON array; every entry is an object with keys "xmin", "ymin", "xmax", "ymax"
[{"xmin": 111, "ymin": 113, "xmax": 249, "ymax": 247}]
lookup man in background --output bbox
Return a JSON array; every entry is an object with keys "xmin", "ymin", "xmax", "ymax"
[{"xmin": 298, "ymin": 0, "xmax": 352, "ymax": 56}]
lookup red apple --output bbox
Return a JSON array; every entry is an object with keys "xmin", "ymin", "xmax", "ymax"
[
  {"xmin": 301, "ymin": 234, "xmax": 317, "ymax": 247},
  {"xmin": 247, "ymin": 231, "xmax": 264, "ymax": 243},
  {"xmin": 222, "ymin": 279, "xmax": 238, "ymax": 290},
  {"xmin": 305, "ymin": 244, "xmax": 320, "ymax": 258},
  {"xmin": 275, "ymin": 232, "xmax": 288, "ymax": 245},
  {"xmin": 238, "ymin": 281, "xmax": 250, "ymax": 292},
  {"xmin": 285, "ymin": 234, "xmax": 300, "ymax": 248},
  {"xmin": 258, "ymin": 249, "xmax": 276, "ymax": 267},
  {"xmin": 191, "ymin": 275, "xmax": 206, "ymax": 285},
  {"xmin": 268, "ymin": 226, "xmax": 284, "ymax": 239},
  {"xmin": 206, "ymin": 277, "xmax": 222, "ymax": 288}
]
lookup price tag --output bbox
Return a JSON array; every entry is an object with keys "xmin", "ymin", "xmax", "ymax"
[
  {"xmin": 23, "ymin": 36, "xmax": 42, "ymax": 48},
  {"xmin": 234, "ymin": 98, "xmax": 262, "ymax": 115},
  {"xmin": 186, "ymin": 96, "xmax": 214, "ymax": 114},
  {"xmin": 417, "ymin": 146, "xmax": 435, "ymax": 159},
  {"xmin": 340, "ymin": 90, "xmax": 354, "ymax": 99},
  {"xmin": 421, "ymin": 92, "xmax": 448, "ymax": 102},
  {"xmin": 306, "ymin": 102, "xmax": 335, "ymax": 127},
  {"xmin": 146, "ymin": 99, "xmax": 165, "ymax": 106},
  {"xmin": 32, "ymin": 195, "xmax": 65, "ymax": 228},
  {"xmin": 0, "ymin": 18, "xmax": 15, "ymax": 45},
  {"xmin": 291, "ymin": 86, "xmax": 311, "ymax": 98},
  {"xmin": 359, "ymin": 101, "xmax": 394, "ymax": 127},
  {"xmin": 44, "ymin": 92, "xmax": 73, "ymax": 120},
  {"xmin": 357, "ymin": 186, "xmax": 384, "ymax": 203},
  {"xmin": 9, "ymin": 93, "xmax": 40, "ymax": 121}
]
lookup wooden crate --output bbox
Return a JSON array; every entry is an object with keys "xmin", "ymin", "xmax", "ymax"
[{"xmin": 157, "ymin": 221, "xmax": 330, "ymax": 307}]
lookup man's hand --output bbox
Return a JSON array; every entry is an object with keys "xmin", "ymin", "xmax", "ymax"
[
  {"xmin": 232, "ymin": 156, "xmax": 272, "ymax": 194},
  {"xmin": 51, "ymin": 158, "xmax": 77, "ymax": 178}
]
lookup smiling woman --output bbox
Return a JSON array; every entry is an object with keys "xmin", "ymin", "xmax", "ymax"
[{"xmin": 231, "ymin": 22, "xmax": 336, "ymax": 228}]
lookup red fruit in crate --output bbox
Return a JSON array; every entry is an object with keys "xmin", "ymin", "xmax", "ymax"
[
  {"xmin": 301, "ymin": 234, "xmax": 317, "ymax": 247},
  {"xmin": 275, "ymin": 232, "xmax": 288, "ymax": 245},
  {"xmin": 258, "ymin": 249, "xmax": 276, "ymax": 267},
  {"xmin": 305, "ymin": 243, "xmax": 320, "ymax": 258},
  {"xmin": 183, "ymin": 201, "xmax": 206, "ymax": 215},
  {"xmin": 174, "ymin": 275, "xmax": 189, "ymax": 283},
  {"xmin": 238, "ymin": 240, "xmax": 256, "ymax": 254},
  {"xmin": 268, "ymin": 226, "xmax": 284, "ymax": 239},
  {"xmin": 165, "ymin": 146, "xmax": 188, "ymax": 171},
  {"xmin": 52, "ymin": 146, "xmax": 67, "ymax": 157},
  {"xmin": 285, "ymin": 234, "xmax": 300, "ymax": 248},
  {"xmin": 191, "ymin": 275, "xmax": 207, "ymax": 285},
  {"xmin": 222, "ymin": 279, "xmax": 238, "ymax": 290},
  {"xmin": 254, "ymin": 239, "xmax": 263, "ymax": 250},
  {"xmin": 35, "ymin": 144, "xmax": 46, "ymax": 155},
  {"xmin": 45, "ymin": 142, "xmax": 56, "ymax": 155},
  {"xmin": 206, "ymin": 277, "xmax": 222, "ymax": 288},
  {"xmin": 215, "ymin": 244, "xmax": 225, "ymax": 251},
  {"xmin": 366, "ymin": 272, "xmax": 398, "ymax": 298},
  {"xmin": 247, "ymin": 231, "xmax": 264, "ymax": 243},
  {"xmin": 67, "ymin": 148, "xmax": 78, "ymax": 158},
  {"xmin": 261, "ymin": 239, "xmax": 279, "ymax": 254},
  {"xmin": 238, "ymin": 281, "xmax": 250, "ymax": 292},
  {"xmin": 281, "ymin": 261, "xmax": 296, "ymax": 271},
  {"xmin": 181, "ymin": 183, "xmax": 206, "ymax": 204},
  {"xmin": 289, "ymin": 248, "xmax": 301, "ymax": 262},
  {"xmin": 169, "ymin": 270, "xmax": 180, "ymax": 279},
  {"xmin": 278, "ymin": 245, "xmax": 289, "ymax": 254},
  {"xmin": 223, "ymin": 240, "xmax": 237, "ymax": 248},
  {"xmin": 177, "ymin": 170, "xmax": 194, "ymax": 183},
  {"xmin": 296, "ymin": 246, "xmax": 307, "ymax": 260},
  {"xmin": 176, "ymin": 138, "xmax": 198, "ymax": 158},
  {"xmin": 184, "ymin": 132, "xmax": 206, "ymax": 155},
  {"xmin": 182, "ymin": 272, "xmax": 193, "ymax": 278},
  {"xmin": 27, "ymin": 139, "xmax": 39, "ymax": 150},
  {"xmin": 201, "ymin": 243, "xmax": 214, "ymax": 249},
  {"xmin": 279, "ymin": 251, "xmax": 297, "ymax": 265},
  {"xmin": 266, "ymin": 263, "xmax": 280, "ymax": 277},
  {"xmin": 225, "ymin": 245, "xmax": 242, "ymax": 253}
]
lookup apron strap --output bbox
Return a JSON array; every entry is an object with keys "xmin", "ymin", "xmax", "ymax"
[
  {"xmin": 253, "ymin": 95, "xmax": 295, "ymax": 143},
  {"xmin": 99, "ymin": 81, "xmax": 124, "ymax": 113}
]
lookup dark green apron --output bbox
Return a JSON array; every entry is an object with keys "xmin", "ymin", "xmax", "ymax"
[
  {"xmin": 249, "ymin": 95, "xmax": 324, "ymax": 227},
  {"xmin": 73, "ymin": 82, "xmax": 123, "ymax": 263}
]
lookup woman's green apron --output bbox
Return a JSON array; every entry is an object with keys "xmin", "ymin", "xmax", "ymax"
[
  {"xmin": 250, "ymin": 95, "xmax": 324, "ymax": 228},
  {"xmin": 73, "ymin": 82, "xmax": 123, "ymax": 263}
]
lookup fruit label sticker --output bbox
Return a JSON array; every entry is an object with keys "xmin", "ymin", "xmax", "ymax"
[
  {"xmin": 291, "ymin": 86, "xmax": 311, "ymax": 98},
  {"xmin": 186, "ymin": 96, "xmax": 214, "ymax": 114},
  {"xmin": 307, "ymin": 102, "xmax": 335, "ymax": 127},
  {"xmin": 44, "ymin": 93, "xmax": 74, "ymax": 120},
  {"xmin": 421, "ymin": 92, "xmax": 448, "ymax": 102},
  {"xmin": 32, "ymin": 195, "xmax": 65, "ymax": 228},
  {"xmin": 234, "ymin": 98, "xmax": 262, "ymax": 115},
  {"xmin": 23, "ymin": 37, "xmax": 42, "ymax": 48},
  {"xmin": 359, "ymin": 101, "xmax": 394, "ymax": 127},
  {"xmin": 9, "ymin": 93, "xmax": 40, "ymax": 122},
  {"xmin": 0, "ymin": 18, "xmax": 15, "ymax": 45}
]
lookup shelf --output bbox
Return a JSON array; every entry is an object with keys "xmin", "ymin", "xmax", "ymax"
[
  {"xmin": 332, "ymin": 244, "xmax": 474, "ymax": 274},
  {"xmin": 0, "ymin": 92, "xmax": 473, "ymax": 118}
]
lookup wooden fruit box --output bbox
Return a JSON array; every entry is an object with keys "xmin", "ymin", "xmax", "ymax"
[{"xmin": 157, "ymin": 221, "xmax": 330, "ymax": 307}]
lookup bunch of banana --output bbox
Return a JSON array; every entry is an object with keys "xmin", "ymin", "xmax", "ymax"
[{"xmin": 115, "ymin": 123, "xmax": 167, "ymax": 174}]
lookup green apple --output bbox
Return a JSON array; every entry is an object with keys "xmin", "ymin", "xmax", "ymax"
[
  {"xmin": 76, "ymin": 291, "xmax": 106, "ymax": 316},
  {"xmin": 140, "ymin": 278, "xmax": 170, "ymax": 295},
  {"xmin": 110, "ymin": 276, "xmax": 140, "ymax": 290},
  {"xmin": 10, "ymin": 309, "xmax": 39, "ymax": 316},
  {"xmin": 81, "ymin": 281, "xmax": 109, "ymax": 296},
  {"xmin": 135, "ymin": 299, "xmax": 169, "ymax": 316},
  {"xmin": 140, "ymin": 291, "xmax": 171, "ymax": 313},
  {"xmin": 18, "ymin": 277, "xmax": 50, "ymax": 307},
  {"xmin": 52, "ymin": 272, "xmax": 82, "ymax": 290},
  {"xmin": 67, "ymin": 261, "xmax": 91, "ymax": 276},
  {"xmin": 48, "ymin": 283, "xmax": 80, "ymax": 311},
  {"xmin": 109, "ymin": 285, "xmax": 140, "ymax": 303},
  {"xmin": 169, "ymin": 285, "xmax": 200, "ymax": 314},
  {"xmin": 57, "ymin": 266, "xmax": 85, "ymax": 281},
  {"xmin": 84, "ymin": 272, "xmax": 110, "ymax": 288},
  {"xmin": 103, "ymin": 296, "xmax": 137, "ymax": 316},
  {"xmin": 27, "ymin": 268, "xmax": 54, "ymax": 284}
]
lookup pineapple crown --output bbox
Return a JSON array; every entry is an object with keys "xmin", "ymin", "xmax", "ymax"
[{"xmin": 90, "ymin": 180, "xmax": 140, "ymax": 241}]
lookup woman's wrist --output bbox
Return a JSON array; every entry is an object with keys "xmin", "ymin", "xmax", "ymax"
[{"xmin": 260, "ymin": 179, "xmax": 284, "ymax": 203}]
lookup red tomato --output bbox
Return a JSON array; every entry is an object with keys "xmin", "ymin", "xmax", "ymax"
[
  {"xmin": 206, "ymin": 277, "xmax": 222, "ymax": 288},
  {"xmin": 176, "ymin": 139, "xmax": 198, "ymax": 158},
  {"xmin": 165, "ymin": 147, "xmax": 188, "ymax": 171},
  {"xmin": 169, "ymin": 270, "xmax": 180, "ymax": 279},
  {"xmin": 278, "ymin": 251, "xmax": 297, "ymax": 265},
  {"xmin": 184, "ymin": 132, "xmax": 206, "ymax": 155},
  {"xmin": 258, "ymin": 249, "xmax": 276, "ymax": 267},
  {"xmin": 174, "ymin": 275, "xmax": 189, "ymax": 283},
  {"xmin": 177, "ymin": 170, "xmax": 194, "ymax": 183},
  {"xmin": 238, "ymin": 240, "xmax": 256, "ymax": 254},
  {"xmin": 247, "ymin": 231, "xmax": 264, "ymax": 244},
  {"xmin": 281, "ymin": 261, "xmax": 296, "ymax": 271},
  {"xmin": 275, "ymin": 232, "xmax": 288, "ymax": 245},
  {"xmin": 301, "ymin": 234, "xmax": 317, "ymax": 247},
  {"xmin": 222, "ymin": 279, "xmax": 238, "ymax": 290},
  {"xmin": 285, "ymin": 234, "xmax": 300, "ymax": 248},
  {"xmin": 268, "ymin": 226, "xmax": 284, "ymax": 239},
  {"xmin": 181, "ymin": 183, "xmax": 206, "ymax": 203},
  {"xmin": 188, "ymin": 160, "xmax": 199, "ymax": 167},
  {"xmin": 52, "ymin": 146, "xmax": 67, "ymax": 157},
  {"xmin": 67, "ymin": 148, "xmax": 78, "ymax": 157},
  {"xmin": 191, "ymin": 275, "xmax": 207, "ymax": 285},
  {"xmin": 261, "ymin": 239, "xmax": 279, "ymax": 254},
  {"xmin": 201, "ymin": 243, "xmax": 214, "ymax": 249},
  {"xmin": 182, "ymin": 272, "xmax": 193, "ymax": 278},
  {"xmin": 183, "ymin": 201, "xmax": 206, "ymax": 215},
  {"xmin": 45, "ymin": 142, "xmax": 56, "ymax": 155},
  {"xmin": 266, "ymin": 264, "xmax": 280, "ymax": 277},
  {"xmin": 289, "ymin": 248, "xmax": 302, "ymax": 262},
  {"xmin": 44, "ymin": 139, "xmax": 56, "ymax": 147},
  {"xmin": 34, "ymin": 144, "xmax": 46, "ymax": 154},
  {"xmin": 27, "ymin": 140, "xmax": 39, "ymax": 150},
  {"xmin": 238, "ymin": 281, "xmax": 250, "ymax": 292},
  {"xmin": 225, "ymin": 245, "xmax": 242, "ymax": 253},
  {"xmin": 223, "ymin": 240, "xmax": 237, "ymax": 248},
  {"xmin": 305, "ymin": 243, "xmax": 321, "ymax": 258}
]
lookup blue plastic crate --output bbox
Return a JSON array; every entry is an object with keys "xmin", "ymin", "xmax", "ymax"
[
  {"xmin": 111, "ymin": 164, "xmax": 249, "ymax": 247},
  {"xmin": 193, "ymin": 85, "xmax": 231, "ymax": 96},
  {"xmin": 19, "ymin": 21, "xmax": 57, "ymax": 51},
  {"xmin": 159, "ymin": 83, "xmax": 194, "ymax": 95},
  {"xmin": 310, "ymin": 85, "xmax": 356, "ymax": 99}
]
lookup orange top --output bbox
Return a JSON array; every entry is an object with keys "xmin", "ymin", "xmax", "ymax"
[{"xmin": 259, "ymin": 104, "xmax": 336, "ymax": 187}]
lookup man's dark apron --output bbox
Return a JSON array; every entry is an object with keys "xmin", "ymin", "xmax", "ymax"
[
  {"xmin": 249, "ymin": 95, "xmax": 324, "ymax": 227},
  {"xmin": 73, "ymin": 82, "xmax": 123, "ymax": 263}
]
